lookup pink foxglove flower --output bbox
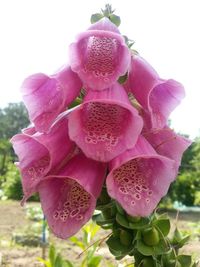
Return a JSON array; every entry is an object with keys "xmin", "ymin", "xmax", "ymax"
[
  {"xmin": 125, "ymin": 56, "xmax": 185, "ymax": 129},
  {"xmin": 69, "ymin": 18, "xmax": 131, "ymax": 90},
  {"xmin": 68, "ymin": 83, "xmax": 143, "ymax": 162},
  {"xmin": 38, "ymin": 153, "xmax": 107, "ymax": 239},
  {"xmin": 21, "ymin": 66, "xmax": 82, "ymax": 132},
  {"xmin": 11, "ymin": 117, "xmax": 75, "ymax": 201},
  {"xmin": 106, "ymin": 136, "xmax": 176, "ymax": 217},
  {"xmin": 143, "ymin": 127, "xmax": 192, "ymax": 171}
]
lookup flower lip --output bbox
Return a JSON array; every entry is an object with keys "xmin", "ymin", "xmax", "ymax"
[
  {"xmin": 37, "ymin": 153, "xmax": 106, "ymax": 239},
  {"xmin": 69, "ymin": 30, "xmax": 131, "ymax": 90},
  {"xmin": 68, "ymin": 87, "xmax": 143, "ymax": 162},
  {"xmin": 107, "ymin": 136, "xmax": 176, "ymax": 217}
]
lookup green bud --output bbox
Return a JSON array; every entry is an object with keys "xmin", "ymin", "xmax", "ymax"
[
  {"xmin": 126, "ymin": 214, "xmax": 141, "ymax": 223},
  {"xmin": 112, "ymin": 223, "xmax": 121, "ymax": 237},
  {"xmin": 141, "ymin": 257, "xmax": 155, "ymax": 267},
  {"xmin": 119, "ymin": 229, "xmax": 133, "ymax": 247},
  {"xmin": 142, "ymin": 227, "xmax": 160, "ymax": 246}
]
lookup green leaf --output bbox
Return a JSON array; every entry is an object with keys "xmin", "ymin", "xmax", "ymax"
[
  {"xmin": 109, "ymin": 14, "xmax": 121, "ymax": 27},
  {"xmin": 179, "ymin": 235, "xmax": 190, "ymax": 247},
  {"xmin": 88, "ymin": 256, "xmax": 102, "ymax": 267},
  {"xmin": 90, "ymin": 13, "xmax": 103, "ymax": 24},
  {"xmin": 62, "ymin": 260, "xmax": 74, "ymax": 267},
  {"xmin": 55, "ymin": 254, "xmax": 63, "ymax": 267},
  {"xmin": 37, "ymin": 258, "xmax": 52, "ymax": 267},
  {"xmin": 177, "ymin": 255, "xmax": 192, "ymax": 267},
  {"xmin": 69, "ymin": 236, "xmax": 85, "ymax": 250},
  {"xmin": 154, "ymin": 218, "xmax": 170, "ymax": 236},
  {"xmin": 49, "ymin": 244, "xmax": 56, "ymax": 265}
]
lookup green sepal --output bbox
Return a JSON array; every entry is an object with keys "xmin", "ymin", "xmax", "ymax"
[
  {"xmin": 92, "ymin": 213, "xmax": 115, "ymax": 226},
  {"xmin": 140, "ymin": 257, "xmax": 155, "ymax": 267},
  {"xmin": 171, "ymin": 227, "xmax": 190, "ymax": 248},
  {"xmin": 129, "ymin": 217, "xmax": 150, "ymax": 230},
  {"xmin": 115, "ymin": 202, "xmax": 125, "ymax": 215},
  {"xmin": 90, "ymin": 13, "xmax": 104, "ymax": 24},
  {"xmin": 95, "ymin": 200, "xmax": 115, "ymax": 211},
  {"xmin": 116, "ymin": 212, "xmax": 130, "ymax": 228},
  {"xmin": 126, "ymin": 214, "xmax": 141, "ymax": 223},
  {"xmin": 109, "ymin": 14, "xmax": 121, "ymax": 27},
  {"xmin": 68, "ymin": 97, "xmax": 82, "ymax": 109},
  {"xmin": 136, "ymin": 230, "xmax": 170, "ymax": 256},
  {"xmin": 154, "ymin": 218, "xmax": 170, "ymax": 236},
  {"xmin": 100, "ymin": 223, "xmax": 113, "ymax": 230},
  {"xmin": 177, "ymin": 255, "xmax": 192, "ymax": 267},
  {"xmin": 161, "ymin": 249, "xmax": 176, "ymax": 266},
  {"xmin": 106, "ymin": 235, "xmax": 133, "ymax": 258},
  {"xmin": 118, "ymin": 72, "xmax": 128, "ymax": 84}
]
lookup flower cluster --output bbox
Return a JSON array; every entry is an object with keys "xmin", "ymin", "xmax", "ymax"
[{"xmin": 11, "ymin": 17, "xmax": 191, "ymax": 239}]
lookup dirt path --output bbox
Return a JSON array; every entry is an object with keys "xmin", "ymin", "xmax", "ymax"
[{"xmin": 0, "ymin": 201, "xmax": 200, "ymax": 267}]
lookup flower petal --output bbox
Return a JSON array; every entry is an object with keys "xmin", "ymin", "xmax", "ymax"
[
  {"xmin": 106, "ymin": 136, "xmax": 176, "ymax": 217},
  {"xmin": 38, "ymin": 153, "xmax": 107, "ymax": 239},
  {"xmin": 68, "ymin": 84, "xmax": 143, "ymax": 162},
  {"xmin": 69, "ymin": 30, "xmax": 130, "ymax": 90},
  {"xmin": 11, "ymin": 117, "xmax": 75, "ymax": 199},
  {"xmin": 143, "ymin": 127, "xmax": 192, "ymax": 170},
  {"xmin": 88, "ymin": 17, "xmax": 120, "ymax": 33},
  {"xmin": 21, "ymin": 66, "xmax": 82, "ymax": 132},
  {"xmin": 125, "ymin": 56, "xmax": 185, "ymax": 128}
]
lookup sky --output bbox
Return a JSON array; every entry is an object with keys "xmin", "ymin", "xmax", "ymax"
[{"xmin": 0, "ymin": 0, "xmax": 200, "ymax": 139}]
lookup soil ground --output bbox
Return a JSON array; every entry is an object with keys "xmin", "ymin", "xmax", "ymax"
[{"xmin": 0, "ymin": 201, "xmax": 199, "ymax": 267}]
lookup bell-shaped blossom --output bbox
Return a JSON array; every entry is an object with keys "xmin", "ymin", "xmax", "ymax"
[
  {"xmin": 11, "ymin": 117, "xmax": 75, "ymax": 200},
  {"xmin": 38, "ymin": 153, "xmax": 107, "ymax": 239},
  {"xmin": 68, "ymin": 83, "xmax": 143, "ymax": 162},
  {"xmin": 124, "ymin": 56, "xmax": 185, "ymax": 129},
  {"xmin": 143, "ymin": 127, "xmax": 192, "ymax": 171},
  {"xmin": 106, "ymin": 136, "xmax": 176, "ymax": 217},
  {"xmin": 21, "ymin": 66, "xmax": 82, "ymax": 132},
  {"xmin": 69, "ymin": 18, "xmax": 131, "ymax": 90}
]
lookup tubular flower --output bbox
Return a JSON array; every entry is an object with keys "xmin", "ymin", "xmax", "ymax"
[
  {"xmin": 21, "ymin": 66, "xmax": 82, "ymax": 132},
  {"xmin": 38, "ymin": 153, "xmax": 107, "ymax": 239},
  {"xmin": 124, "ymin": 56, "xmax": 185, "ymax": 129},
  {"xmin": 68, "ymin": 83, "xmax": 143, "ymax": 162},
  {"xmin": 69, "ymin": 18, "xmax": 131, "ymax": 90},
  {"xmin": 11, "ymin": 117, "xmax": 75, "ymax": 201},
  {"xmin": 143, "ymin": 127, "xmax": 192, "ymax": 170},
  {"xmin": 106, "ymin": 136, "xmax": 176, "ymax": 217}
]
